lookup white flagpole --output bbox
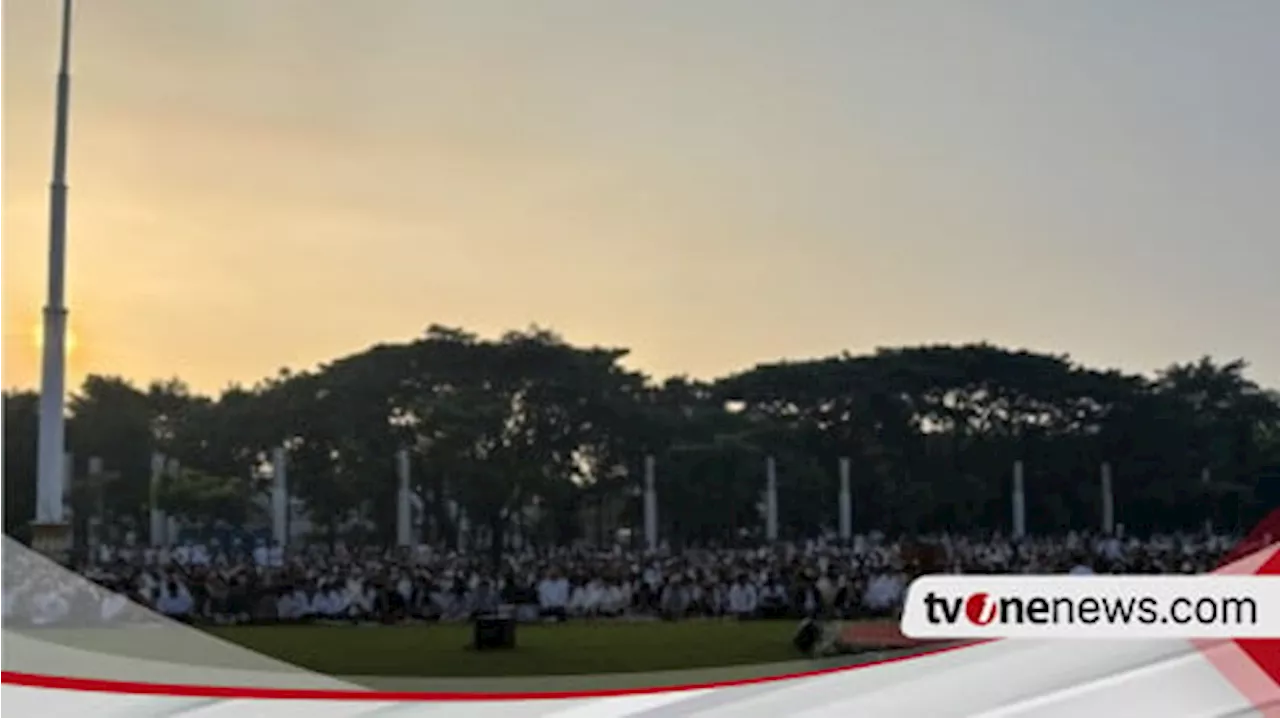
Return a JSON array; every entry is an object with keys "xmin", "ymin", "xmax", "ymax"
[
  {"xmin": 643, "ymin": 455, "xmax": 658, "ymax": 552},
  {"xmin": 838, "ymin": 457, "xmax": 852, "ymax": 541},
  {"xmin": 149, "ymin": 453, "xmax": 165, "ymax": 548},
  {"xmin": 271, "ymin": 447, "xmax": 289, "ymax": 547},
  {"xmin": 165, "ymin": 458, "xmax": 181, "ymax": 546},
  {"xmin": 33, "ymin": 0, "xmax": 75, "ymax": 558},
  {"xmin": 765, "ymin": 456, "xmax": 779, "ymax": 542},
  {"xmin": 1101, "ymin": 462, "xmax": 1115, "ymax": 534},
  {"xmin": 396, "ymin": 449, "xmax": 412, "ymax": 547},
  {"xmin": 1202, "ymin": 467, "xmax": 1213, "ymax": 535},
  {"xmin": 1012, "ymin": 460, "xmax": 1026, "ymax": 539}
]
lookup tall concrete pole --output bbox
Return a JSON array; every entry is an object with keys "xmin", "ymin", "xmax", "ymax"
[
  {"xmin": 396, "ymin": 449, "xmax": 413, "ymax": 547},
  {"xmin": 33, "ymin": 0, "xmax": 76, "ymax": 558},
  {"xmin": 643, "ymin": 455, "xmax": 658, "ymax": 552},
  {"xmin": 764, "ymin": 456, "xmax": 779, "ymax": 542},
  {"xmin": 1101, "ymin": 462, "xmax": 1115, "ymax": 534},
  {"xmin": 1012, "ymin": 460, "xmax": 1027, "ymax": 539},
  {"xmin": 271, "ymin": 447, "xmax": 289, "ymax": 547},
  {"xmin": 838, "ymin": 457, "xmax": 852, "ymax": 541}
]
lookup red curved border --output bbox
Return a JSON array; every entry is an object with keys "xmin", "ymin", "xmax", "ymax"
[{"xmin": 0, "ymin": 640, "xmax": 986, "ymax": 701}]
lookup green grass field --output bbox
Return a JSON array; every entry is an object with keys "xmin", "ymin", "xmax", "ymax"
[
  {"xmin": 17, "ymin": 620, "xmax": 925, "ymax": 692},
  {"xmin": 208, "ymin": 620, "xmax": 803, "ymax": 678}
]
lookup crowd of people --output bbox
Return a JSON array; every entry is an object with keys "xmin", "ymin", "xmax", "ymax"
[{"xmin": 3, "ymin": 529, "xmax": 1243, "ymax": 629}]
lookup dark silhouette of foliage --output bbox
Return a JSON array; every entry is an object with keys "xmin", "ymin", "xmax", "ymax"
[{"xmin": 5, "ymin": 331, "xmax": 1278, "ymax": 545}]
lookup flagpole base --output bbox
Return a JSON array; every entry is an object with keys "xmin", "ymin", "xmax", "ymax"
[{"xmin": 30, "ymin": 522, "xmax": 72, "ymax": 562}]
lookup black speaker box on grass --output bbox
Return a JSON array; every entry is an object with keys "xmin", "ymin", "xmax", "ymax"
[{"xmin": 473, "ymin": 615, "xmax": 517, "ymax": 650}]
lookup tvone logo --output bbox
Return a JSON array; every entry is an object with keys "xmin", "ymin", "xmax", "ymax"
[
  {"xmin": 922, "ymin": 590, "xmax": 1003, "ymax": 626},
  {"xmin": 964, "ymin": 592, "xmax": 998, "ymax": 625}
]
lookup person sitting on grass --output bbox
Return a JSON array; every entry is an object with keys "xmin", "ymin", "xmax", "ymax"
[
  {"xmin": 537, "ymin": 569, "xmax": 570, "ymax": 622},
  {"xmin": 441, "ymin": 577, "xmax": 471, "ymax": 622},
  {"xmin": 290, "ymin": 583, "xmax": 315, "ymax": 623},
  {"xmin": 426, "ymin": 577, "xmax": 451, "ymax": 621},
  {"xmin": 756, "ymin": 575, "xmax": 785, "ymax": 618},
  {"xmin": 505, "ymin": 576, "xmax": 540, "ymax": 622},
  {"xmin": 346, "ymin": 576, "xmax": 376, "ymax": 623},
  {"xmin": 315, "ymin": 581, "xmax": 347, "ymax": 622},
  {"xmin": 600, "ymin": 578, "xmax": 630, "ymax": 618},
  {"xmin": 250, "ymin": 586, "xmax": 276, "ymax": 625},
  {"xmin": 727, "ymin": 574, "xmax": 759, "ymax": 620},
  {"xmin": 467, "ymin": 578, "xmax": 500, "ymax": 619},
  {"xmin": 659, "ymin": 575, "xmax": 691, "ymax": 621},
  {"xmin": 792, "ymin": 611, "xmax": 857, "ymax": 658},
  {"xmin": 156, "ymin": 579, "xmax": 194, "ymax": 623},
  {"xmin": 685, "ymin": 578, "xmax": 705, "ymax": 617},
  {"xmin": 632, "ymin": 580, "xmax": 656, "ymax": 616},
  {"xmin": 203, "ymin": 573, "xmax": 231, "ymax": 624},
  {"xmin": 569, "ymin": 577, "xmax": 604, "ymax": 618},
  {"xmin": 395, "ymin": 572, "xmax": 415, "ymax": 614},
  {"xmin": 861, "ymin": 568, "xmax": 905, "ymax": 619},
  {"xmin": 271, "ymin": 586, "xmax": 294, "ymax": 624},
  {"xmin": 795, "ymin": 571, "xmax": 823, "ymax": 617},
  {"xmin": 309, "ymin": 582, "xmax": 328, "ymax": 623}
]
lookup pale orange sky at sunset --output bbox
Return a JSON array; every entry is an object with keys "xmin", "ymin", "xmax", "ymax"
[{"xmin": 4, "ymin": 0, "xmax": 1279, "ymax": 396}]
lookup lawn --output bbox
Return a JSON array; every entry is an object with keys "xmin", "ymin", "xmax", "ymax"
[
  {"xmin": 15, "ymin": 620, "xmax": 925, "ymax": 692},
  {"xmin": 208, "ymin": 620, "xmax": 805, "ymax": 678}
]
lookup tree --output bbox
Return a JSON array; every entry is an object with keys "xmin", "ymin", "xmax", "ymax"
[
  {"xmin": 407, "ymin": 326, "xmax": 638, "ymax": 561},
  {"xmin": 65, "ymin": 376, "xmax": 155, "ymax": 527},
  {"xmin": 3, "ymin": 391, "xmax": 39, "ymax": 539},
  {"xmin": 158, "ymin": 468, "xmax": 256, "ymax": 526},
  {"xmin": 5, "ymin": 330, "xmax": 1278, "ymax": 546}
]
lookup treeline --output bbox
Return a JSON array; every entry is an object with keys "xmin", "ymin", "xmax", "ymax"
[{"xmin": 4, "ymin": 325, "xmax": 1279, "ymax": 548}]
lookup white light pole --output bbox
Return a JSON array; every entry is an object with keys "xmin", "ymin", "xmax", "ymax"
[
  {"xmin": 643, "ymin": 455, "xmax": 658, "ymax": 552},
  {"xmin": 1011, "ymin": 460, "xmax": 1026, "ymax": 540},
  {"xmin": 33, "ymin": 0, "xmax": 75, "ymax": 558},
  {"xmin": 764, "ymin": 456, "xmax": 778, "ymax": 543},
  {"xmin": 838, "ymin": 457, "xmax": 852, "ymax": 541}
]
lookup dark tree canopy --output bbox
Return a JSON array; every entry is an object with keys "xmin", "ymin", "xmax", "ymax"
[{"xmin": 5, "ymin": 329, "xmax": 1278, "ymax": 547}]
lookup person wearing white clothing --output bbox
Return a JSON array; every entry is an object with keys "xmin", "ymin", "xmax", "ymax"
[
  {"xmin": 727, "ymin": 576, "xmax": 759, "ymax": 619},
  {"xmin": 643, "ymin": 566, "xmax": 662, "ymax": 589},
  {"xmin": 862, "ymin": 573, "xmax": 905, "ymax": 616},
  {"xmin": 155, "ymin": 581, "xmax": 193, "ymax": 620},
  {"xmin": 308, "ymin": 586, "xmax": 337, "ymax": 618},
  {"xmin": 537, "ymin": 571, "xmax": 570, "ymax": 621},
  {"xmin": 324, "ymin": 584, "xmax": 350, "ymax": 619},
  {"xmin": 348, "ymin": 582, "xmax": 376, "ymax": 621},
  {"xmin": 568, "ymin": 580, "xmax": 597, "ymax": 617},
  {"xmin": 601, "ymin": 580, "xmax": 630, "ymax": 617},
  {"xmin": 276, "ymin": 589, "xmax": 301, "ymax": 622}
]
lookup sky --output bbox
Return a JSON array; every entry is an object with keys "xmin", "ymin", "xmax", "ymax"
[{"xmin": 3, "ymin": 0, "xmax": 1278, "ymax": 396}]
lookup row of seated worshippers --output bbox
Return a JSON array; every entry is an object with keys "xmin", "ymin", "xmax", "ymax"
[{"xmin": 10, "ymin": 528, "xmax": 1244, "ymax": 627}]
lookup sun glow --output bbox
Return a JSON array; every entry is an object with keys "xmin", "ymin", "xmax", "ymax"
[{"xmin": 31, "ymin": 321, "xmax": 79, "ymax": 355}]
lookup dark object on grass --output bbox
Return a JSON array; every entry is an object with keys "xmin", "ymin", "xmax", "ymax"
[
  {"xmin": 792, "ymin": 617, "xmax": 822, "ymax": 655},
  {"xmin": 473, "ymin": 615, "xmax": 516, "ymax": 650}
]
